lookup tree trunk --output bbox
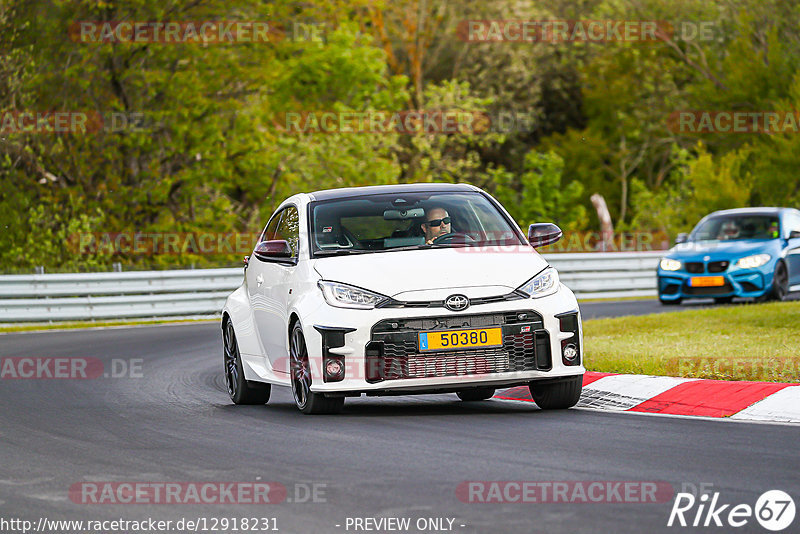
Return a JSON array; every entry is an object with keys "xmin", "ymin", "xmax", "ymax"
[{"xmin": 591, "ymin": 193, "xmax": 614, "ymax": 252}]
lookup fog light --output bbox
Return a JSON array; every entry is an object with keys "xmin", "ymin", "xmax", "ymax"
[
  {"xmin": 325, "ymin": 359, "xmax": 343, "ymax": 378},
  {"xmin": 563, "ymin": 344, "xmax": 578, "ymax": 362}
]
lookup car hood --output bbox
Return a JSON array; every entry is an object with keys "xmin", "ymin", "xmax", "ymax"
[
  {"xmin": 312, "ymin": 246, "xmax": 548, "ymax": 298},
  {"xmin": 666, "ymin": 239, "xmax": 778, "ymax": 261}
]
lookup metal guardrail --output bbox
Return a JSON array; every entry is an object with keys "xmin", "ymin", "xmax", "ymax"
[
  {"xmin": 0, "ymin": 269, "xmax": 243, "ymax": 322},
  {"xmin": 0, "ymin": 252, "xmax": 664, "ymax": 322},
  {"xmin": 546, "ymin": 251, "xmax": 662, "ymax": 300}
]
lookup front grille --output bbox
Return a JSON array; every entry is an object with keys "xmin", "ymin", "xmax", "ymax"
[
  {"xmin": 708, "ymin": 261, "xmax": 729, "ymax": 273},
  {"xmin": 685, "ymin": 262, "xmax": 704, "ymax": 273},
  {"xmin": 378, "ymin": 293, "xmax": 525, "ymax": 309},
  {"xmin": 366, "ymin": 310, "xmax": 550, "ymax": 382},
  {"xmin": 372, "ymin": 311, "xmax": 543, "ymax": 333},
  {"xmin": 684, "ymin": 282, "xmax": 733, "ymax": 295}
]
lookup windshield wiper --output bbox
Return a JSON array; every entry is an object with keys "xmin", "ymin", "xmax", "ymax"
[
  {"xmin": 428, "ymin": 242, "xmax": 474, "ymax": 249},
  {"xmin": 385, "ymin": 245, "xmax": 431, "ymax": 252},
  {"xmin": 314, "ymin": 249, "xmax": 368, "ymax": 257}
]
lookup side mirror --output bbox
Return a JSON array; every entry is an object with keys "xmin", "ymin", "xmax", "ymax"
[
  {"xmin": 675, "ymin": 233, "xmax": 689, "ymax": 244},
  {"xmin": 528, "ymin": 223, "xmax": 562, "ymax": 248},
  {"xmin": 253, "ymin": 240, "xmax": 292, "ymax": 262},
  {"xmin": 789, "ymin": 230, "xmax": 800, "ymax": 239}
]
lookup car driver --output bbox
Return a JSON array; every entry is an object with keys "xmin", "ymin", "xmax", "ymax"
[
  {"xmin": 717, "ymin": 220, "xmax": 740, "ymax": 240},
  {"xmin": 421, "ymin": 207, "xmax": 452, "ymax": 244}
]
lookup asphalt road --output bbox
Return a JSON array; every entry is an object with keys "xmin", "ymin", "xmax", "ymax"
[{"xmin": 1, "ymin": 323, "xmax": 798, "ymax": 534}]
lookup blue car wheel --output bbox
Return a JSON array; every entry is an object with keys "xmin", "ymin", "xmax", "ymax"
[{"xmin": 763, "ymin": 261, "xmax": 789, "ymax": 302}]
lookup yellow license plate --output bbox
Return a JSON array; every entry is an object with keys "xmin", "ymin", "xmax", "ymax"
[
  {"xmin": 418, "ymin": 327, "xmax": 503, "ymax": 352},
  {"xmin": 690, "ymin": 276, "xmax": 725, "ymax": 287}
]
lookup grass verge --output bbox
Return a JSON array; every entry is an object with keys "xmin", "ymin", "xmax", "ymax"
[{"xmin": 583, "ymin": 301, "xmax": 800, "ymax": 383}]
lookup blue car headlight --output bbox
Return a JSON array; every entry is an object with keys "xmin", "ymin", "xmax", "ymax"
[
  {"xmin": 736, "ymin": 254, "xmax": 771, "ymax": 269},
  {"xmin": 660, "ymin": 258, "xmax": 682, "ymax": 271}
]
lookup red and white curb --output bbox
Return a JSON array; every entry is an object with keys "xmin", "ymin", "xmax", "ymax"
[{"xmin": 497, "ymin": 372, "xmax": 800, "ymax": 424}]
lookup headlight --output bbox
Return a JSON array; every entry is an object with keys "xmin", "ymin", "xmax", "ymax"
[
  {"xmin": 517, "ymin": 267, "xmax": 559, "ymax": 299},
  {"xmin": 660, "ymin": 258, "xmax": 682, "ymax": 271},
  {"xmin": 736, "ymin": 254, "xmax": 771, "ymax": 269},
  {"xmin": 317, "ymin": 280, "xmax": 389, "ymax": 309}
]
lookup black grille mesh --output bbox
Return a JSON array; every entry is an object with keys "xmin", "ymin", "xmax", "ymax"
[
  {"xmin": 366, "ymin": 310, "xmax": 549, "ymax": 382},
  {"xmin": 708, "ymin": 261, "xmax": 729, "ymax": 273},
  {"xmin": 685, "ymin": 262, "xmax": 704, "ymax": 274}
]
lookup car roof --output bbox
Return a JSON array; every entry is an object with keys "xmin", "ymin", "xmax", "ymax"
[
  {"xmin": 306, "ymin": 182, "xmax": 479, "ymax": 202},
  {"xmin": 706, "ymin": 207, "xmax": 794, "ymax": 217}
]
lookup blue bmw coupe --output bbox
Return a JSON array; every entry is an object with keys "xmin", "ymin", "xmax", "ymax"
[{"xmin": 657, "ymin": 207, "xmax": 800, "ymax": 305}]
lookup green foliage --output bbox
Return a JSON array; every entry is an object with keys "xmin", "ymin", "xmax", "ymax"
[
  {"xmin": 494, "ymin": 151, "xmax": 587, "ymax": 231},
  {"xmin": 3, "ymin": 0, "xmax": 800, "ymax": 272},
  {"xmin": 630, "ymin": 143, "xmax": 754, "ymax": 235}
]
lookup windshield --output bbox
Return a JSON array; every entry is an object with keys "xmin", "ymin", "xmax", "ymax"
[
  {"xmin": 309, "ymin": 191, "xmax": 524, "ymax": 256},
  {"xmin": 691, "ymin": 215, "xmax": 780, "ymax": 242}
]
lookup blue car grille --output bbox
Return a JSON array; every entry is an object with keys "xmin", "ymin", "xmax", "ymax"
[
  {"xmin": 684, "ymin": 280, "xmax": 734, "ymax": 295},
  {"xmin": 708, "ymin": 261, "xmax": 730, "ymax": 273},
  {"xmin": 681, "ymin": 260, "xmax": 729, "ymax": 274},
  {"xmin": 685, "ymin": 262, "xmax": 704, "ymax": 273}
]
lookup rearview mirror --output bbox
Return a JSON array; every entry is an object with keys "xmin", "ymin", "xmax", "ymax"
[
  {"xmin": 383, "ymin": 208, "xmax": 425, "ymax": 220},
  {"xmin": 528, "ymin": 223, "xmax": 562, "ymax": 248},
  {"xmin": 675, "ymin": 233, "xmax": 689, "ymax": 244},
  {"xmin": 253, "ymin": 240, "xmax": 293, "ymax": 262}
]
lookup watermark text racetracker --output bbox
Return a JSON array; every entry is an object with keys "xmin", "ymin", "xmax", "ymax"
[
  {"xmin": 70, "ymin": 232, "xmax": 260, "ymax": 256},
  {"xmin": 667, "ymin": 357, "xmax": 800, "ymax": 381},
  {"xmin": 457, "ymin": 20, "xmax": 717, "ymax": 43},
  {"xmin": 68, "ymin": 481, "xmax": 325, "ymax": 504},
  {"xmin": 457, "ymin": 481, "xmax": 674, "ymax": 503},
  {"xmin": 276, "ymin": 110, "xmax": 536, "ymax": 134},
  {"xmin": 457, "ymin": 231, "xmax": 665, "ymax": 253},
  {"xmin": 69, "ymin": 20, "xmax": 329, "ymax": 44},
  {"xmin": 0, "ymin": 357, "xmax": 142, "ymax": 380},
  {"xmin": 668, "ymin": 111, "xmax": 800, "ymax": 134},
  {"xmin": 0, "ymin": 111, "xmax": 152, "ymax": 135}
]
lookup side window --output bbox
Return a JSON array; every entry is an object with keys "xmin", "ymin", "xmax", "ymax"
[
  {"xmin": 274, "ymin": 206, "xmax": 300, "ymax": 258},
  {"xmin": 786, "ymin": 212, "xmax": 800, "ymax": 238},
  {"xmin": 260, "ymin": 211, "xmax": 284, "ymax": 243}
]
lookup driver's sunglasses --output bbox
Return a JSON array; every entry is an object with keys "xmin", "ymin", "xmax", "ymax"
[{"xmin": 425, "ymin": 217, "xmax": 451, "ymax": 227}]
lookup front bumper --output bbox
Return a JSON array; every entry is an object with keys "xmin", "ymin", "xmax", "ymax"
[
  {"xmin": 299, "ymin": 285, "xmax": 585, "ymax": 394},
  {"xmin": 657, "ymin": 266, "xmax": 772, "ymax": 301}
]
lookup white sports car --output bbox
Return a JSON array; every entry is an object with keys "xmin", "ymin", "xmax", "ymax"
[{"xmin": 222, "ymin": 183, "xmax": 585, "ymax": 414}]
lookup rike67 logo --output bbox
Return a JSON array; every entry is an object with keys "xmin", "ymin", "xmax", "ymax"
[{"xmin": 668, "ymin": 489, "xmax": 795, "ymax": 531}]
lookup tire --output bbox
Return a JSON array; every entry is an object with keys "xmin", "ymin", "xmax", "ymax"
[
  {"xmin": 770, "ymin": 261, "xmax": 789, "ymax": 302},
  {"xmin": 756, "ymin": 262, "xmax": 789, "ymax": 303},
  {"xmin": 714, "ymin": 296, "xmax": 734, "ymax": 304},
  {"xmin": 456, "ymin": 387, "xmax": 495, "ymax": 401},
  {"xmin": 223, "ymin": 320, "xmax": 270, "ymax": 405},
  {"xmin": 290, "ymin": 323, "xmax": 344, "ymax": 415},
  {"xmin": 529, "ymin": 376, "xmax": 583, "ymax": 410}
]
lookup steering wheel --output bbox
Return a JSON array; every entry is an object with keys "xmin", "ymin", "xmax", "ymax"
[{"xmin": 431, "ymin": 232, "xmax": 476, "ymax": 244}]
